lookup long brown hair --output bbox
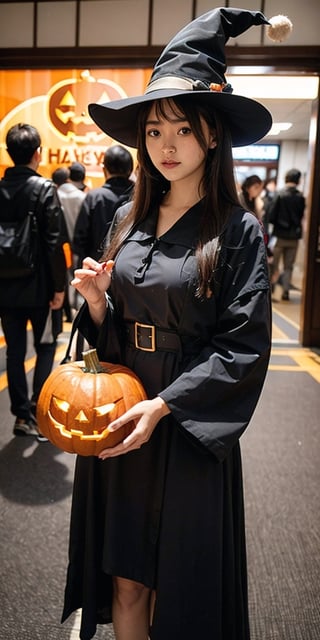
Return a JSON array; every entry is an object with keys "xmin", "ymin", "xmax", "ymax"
[{"xmin": 104, "ymin": 96, "xmax": 239, "ymax": 298}]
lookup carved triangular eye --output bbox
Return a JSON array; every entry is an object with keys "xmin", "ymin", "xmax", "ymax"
[
  {"xmin": 94, "ymin": 403, "xmax": 116, "ymax": 417},
  {"xmin": 96, "ymin": 90, "xmax": 112, "ymax": 104},
  {"xmin": 52, "ymin": 396, "xmax": 70, "ymax": 412},
  {"xmin": 59, "ymin": 90, "xmax": 77, "ymax": 108}
]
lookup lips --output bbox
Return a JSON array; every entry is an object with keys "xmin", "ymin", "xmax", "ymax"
[{"xmin": 162, "ymin": 161, "xmax": 180, "ymax": 169}]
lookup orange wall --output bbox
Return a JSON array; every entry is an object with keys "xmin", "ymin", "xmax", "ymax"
[{"xmin": 0, "ymin": 68, "xmax": 152, "ymax": 187}]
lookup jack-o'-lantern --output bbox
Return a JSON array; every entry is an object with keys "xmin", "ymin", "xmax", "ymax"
[
  {"xmin": 36, "ymin": 349, "xmax": 147, "ymax": 456},
  {"xmin": 47, "ymin": 71, "xmax": 127, "ymax": 143}
]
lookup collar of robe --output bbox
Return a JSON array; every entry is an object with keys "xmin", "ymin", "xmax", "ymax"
[
  {"xmin": 124, "ymin": 202, "xmax": 202, "ymax": 284},
  {"xmin": 128, "ymin": 201, "xmax": 203, "ymax": 247}
]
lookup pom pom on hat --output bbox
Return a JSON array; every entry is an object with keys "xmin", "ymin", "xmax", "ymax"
[{"xmin": 267, "ymin": 15, "xmax": 293, "ymax": 42}]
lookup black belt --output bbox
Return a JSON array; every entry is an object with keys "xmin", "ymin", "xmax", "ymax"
[{"xmin": 126, "ymin": 322, "xmax": 181, "ymax": 353}]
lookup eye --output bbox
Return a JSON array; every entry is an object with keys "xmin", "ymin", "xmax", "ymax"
[
  {"xmin": 146, "ymin": 128, "xmax": 160, "ymax": 137},
  {"xmin": 178, "ymin": 126, "xmax": 192, "ymax": 135}
]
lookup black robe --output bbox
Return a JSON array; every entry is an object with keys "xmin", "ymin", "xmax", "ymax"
[{"xmin": 62, "ymin": 202, "xmax": 271, "ymax": 640}]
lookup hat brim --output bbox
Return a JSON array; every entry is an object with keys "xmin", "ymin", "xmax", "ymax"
[{"xmin": 89, "ymin": 89, "xmax": 272, "ymax": 148}]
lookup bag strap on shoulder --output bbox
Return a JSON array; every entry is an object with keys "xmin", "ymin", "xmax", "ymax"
[{"xmin": 25, "ymin": 175, "xmax": 51, "ymax": 218}]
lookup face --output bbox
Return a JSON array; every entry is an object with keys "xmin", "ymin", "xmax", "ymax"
[
  {"xmin": 248, "ymin": 182, "xmax": 263, "ymax": 199},
  {"xmin": 145, "ymin": 101, "xmax": 216, "ymax": 189}
]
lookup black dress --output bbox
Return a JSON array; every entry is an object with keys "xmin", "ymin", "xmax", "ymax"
[{"xmin": 62, "ymin": 202, "xmax": 271, "ymax": 640}]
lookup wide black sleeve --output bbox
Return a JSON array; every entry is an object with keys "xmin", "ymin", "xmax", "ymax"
[{"xmin": 160, "ymin": 211, "xmax": 271, "ymax": 462}]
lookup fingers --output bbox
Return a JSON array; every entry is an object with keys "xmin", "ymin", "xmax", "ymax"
[
  {"xmin": 81, "ymin": 257, "xmax": 114, "ymax": 273},
  {"xmin": 99, "ymin": 424, "xmax": 149, "ymax": 459},
  {"xmin": 97, "ymin": 400, "xmax": 165, "ymax": 460},
  {"xmin": 70, "ymin": 269, "xmax": 96, "ymax": 287},
  {"xmin": 71, "ymin": 259, "xmax": 114, "ymax": 289},
  {"xmin": 50, "ymin": 300, "xmax": 63, "ymax": 309},
  {"xmin": 98, "ymin": 435, "xmax": 140, "ymax": 459},
  {"xmin": 81, "ymin": 256, "xmax": 104, "ymax": 270},
  {"xmin": 50, "ymin": 291, "xmax": 65, "ymax": 309},
  {"xmin": 107, "ymin": 412, "xmax": 135, "ymax": 433},
  {"xmin": 106, "ymin": 404, "xmax": 147, "ymax": 436}
]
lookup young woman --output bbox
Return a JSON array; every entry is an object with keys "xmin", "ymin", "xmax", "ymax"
[
  {"xmin": 238, "ymin": 174, "xmax": 264, "ymax": 220},
  {"xmin": 60, "ymin": 7, "xmax": 283, "ymax": 640}
]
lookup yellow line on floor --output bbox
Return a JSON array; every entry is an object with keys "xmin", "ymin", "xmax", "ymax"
[
  {"xmin": 269, "ymin": 364, "xmax": 301, "ymax": 371},
  {"xmin": 290, "ymin": 352, "xmax": 320, "ymax": 383},
  {"xmin": 269, "ymin": 347, "xmax": 320, "ymax": 383},
  {"xmin": 271, "ymin": 348, "xmax": 305, "ymax": 356},
  {"xmin": 0, "ymin": 342, "xmax": 67, "ymax": 392},
  {"xmin": 272, "ymin": 307, "xmax": 300, "ymax": 330},
  {"xmin": 271, "ymin": 324, "xmax": 290, "ymax": 340}
]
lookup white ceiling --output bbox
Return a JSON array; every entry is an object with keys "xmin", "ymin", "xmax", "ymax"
[
  {"xmin": 229, "ymin": 74, "xmax": 318, "ymax": 142},
  {"xmin": 258, "ymin": 97, "xmax": 314, "ymax": 142}
]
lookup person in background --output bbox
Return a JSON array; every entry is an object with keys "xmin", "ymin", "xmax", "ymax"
[
  {"xmin": 267, "ymin": 168, "xmax": 305, "ymax": 301},
  {"xmin": 238, "ymin": 175, "xmax": 273, "ymax": 274},
  {"xmin": 262, "ymin": 177, "xmax": 277, "ymax": 212},
  {"xmin": 52, "ymin": 167, "xmax": 69, "ymax": 188},
  {"xmin": 54, "ymin": 167, "xmax": 86, "ymax": 246},
  {"xmin": 52, "ymin": 166, "xmax": 87, "ymax": 318},
  {"xmin": 260, "ymin": 177, "xmax": 278, "ymax": 275},
  {"xmin": 0, "ymin": 123, "xmax": 66, "ymax": 441},
  {"xmin": 238, "ymin": 174, "xmax": 264, "ymax": 220},
  {"xmin": 62, "ymin": 8, "xmax": 273, "ymax": 640},
  {"xmin": 261, "ymin": 177, "xmax": 277, "ymax": 238},
  {"xmin": 73, "ymin": 145, "xmax": 134, "ymax": 262},
  {"xmin": 69, "ymin": 161, "xmax": 89, "ymax": 192}
]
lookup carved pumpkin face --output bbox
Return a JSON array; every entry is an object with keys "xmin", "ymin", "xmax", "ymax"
[
  {"xmin": 36, "ymin": 356, "xmax": 147, "ymax": 456},
  {"xmin": 47, "ymin": 73, "xmax": 127, "ymax": 143}
]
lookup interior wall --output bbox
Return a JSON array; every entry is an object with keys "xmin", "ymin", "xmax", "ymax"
[
  {"xmin": 277, "ymin": 141, "xmax": 309, "ymax": 190},
  {"xmin": 0, "ymin": 0, "xmax": 319, "ymax": 49}
]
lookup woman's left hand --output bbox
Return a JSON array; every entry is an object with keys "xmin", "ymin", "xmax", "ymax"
[{"xmin": 98, "ymin": 396, "xmax": 170, "ymax": 459}]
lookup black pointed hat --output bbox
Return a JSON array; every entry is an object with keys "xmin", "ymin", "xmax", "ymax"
[{"xmin": 89, "ymin": 8, "xmax": 292, "ymax": 147}]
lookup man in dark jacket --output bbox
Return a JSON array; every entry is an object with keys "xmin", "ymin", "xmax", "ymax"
[
  {"xmin": 267, "ymin": 168, "xmax": 305, "ymax": 301},
  {"xmin": 0, "ymin": 123, "xmax": 67, "ymax": 440},
  {"xmin": 73, "ymin": 145, "xmax": 134, "ymax": 262}
]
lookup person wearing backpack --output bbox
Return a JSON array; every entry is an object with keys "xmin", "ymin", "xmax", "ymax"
[
  {"xmin": 0, "ymin": 123, "xmax": 67, "ymax": 441},
  {"xmin": 73, "ymin": 145, "xmax": 134, "ymax": 263}
]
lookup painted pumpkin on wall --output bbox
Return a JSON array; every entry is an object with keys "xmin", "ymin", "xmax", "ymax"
[
  {"xmin": 47, "ymin": 71, "xmax": 128, "ymax": 143},
  {"xmin": 36, "ymin": 349, "xmax": 147, "ymax": 456}
]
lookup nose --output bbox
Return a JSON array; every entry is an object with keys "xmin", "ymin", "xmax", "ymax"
[{"xmin": 161, "ymin": 139, "xmax": 176, "ymax": 154}]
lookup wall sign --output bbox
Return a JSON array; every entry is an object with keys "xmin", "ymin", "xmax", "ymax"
[{"xmin": 0, "ymin": 68, "xmax": 152, "ymax": 186}]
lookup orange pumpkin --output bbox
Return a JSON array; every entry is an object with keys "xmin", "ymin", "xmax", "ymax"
[{"xmin": 36, "ymin": 349, "xmax": 147, "ymax": 456}]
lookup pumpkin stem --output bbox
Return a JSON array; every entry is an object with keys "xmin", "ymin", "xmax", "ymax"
[{"xmin": 82, "ymin": 349, "xmax": 105, "ymax": 374}]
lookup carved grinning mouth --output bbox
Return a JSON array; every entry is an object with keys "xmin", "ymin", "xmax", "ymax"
[
  {"xmin": 47, "ymin": 396, "xmax": 121, "ymax": 440},
  {"xmin": 47, "ymin": 411, "xmax": 116, "ymax": 441}
]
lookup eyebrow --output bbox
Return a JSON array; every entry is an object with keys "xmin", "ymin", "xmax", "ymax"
[{"xmin": 146, "ymin": 117, "xmax": 187, "ymax": 126}]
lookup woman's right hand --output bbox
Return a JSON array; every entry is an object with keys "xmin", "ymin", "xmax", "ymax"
[{"xmin": 71, "ymin": 258, "xmax": 114, "ymax": 318}]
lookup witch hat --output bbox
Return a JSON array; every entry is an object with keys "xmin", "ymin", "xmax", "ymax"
[{"xmin": 89, "ymin": 8, "xmax": 292, "ymax": 148}]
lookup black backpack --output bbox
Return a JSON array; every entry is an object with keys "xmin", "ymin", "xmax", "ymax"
[{"xmin": 0, "ymin": 176, "xmax": 47, "ymax": 279}]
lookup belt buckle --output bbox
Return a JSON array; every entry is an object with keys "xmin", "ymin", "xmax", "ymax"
[{"xmin": 134, "ymin": 322, "xmax": 156, "ymax": 352}]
